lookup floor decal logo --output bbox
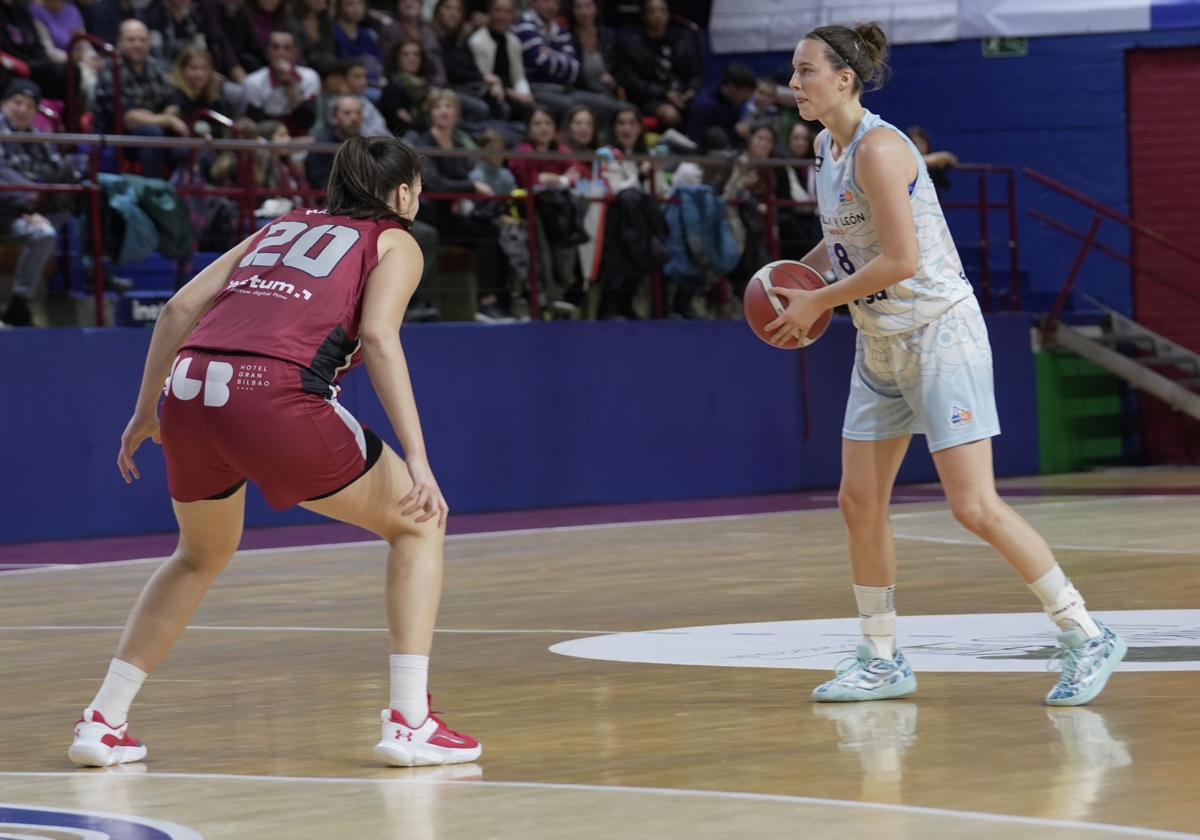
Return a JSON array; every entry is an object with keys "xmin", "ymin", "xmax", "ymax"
[
  {"xmin": 0, "ymin": 806, "xmax": 204, "ymax": 839},
  {"xmin": 550, "ymin": 610, "xmax": 1200, "ymax": 673}
]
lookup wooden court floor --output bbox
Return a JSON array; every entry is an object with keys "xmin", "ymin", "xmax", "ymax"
[{"xmin": 3, "ymin": 467, "xmax": 1200, "ymax": 838}]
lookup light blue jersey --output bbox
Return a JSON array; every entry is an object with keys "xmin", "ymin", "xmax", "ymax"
[{"xmin": 815, "ymin": 110, "xmax": 972, "ymax": 337}]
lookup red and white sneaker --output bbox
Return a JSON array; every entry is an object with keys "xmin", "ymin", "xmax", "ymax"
[
  {"xmin": 374, "ymin": 701, "xmax": 482, "ymax": 767},
  {"xmin": 68, "ymin": 708, "xmax": 148, "ymax": 767}
]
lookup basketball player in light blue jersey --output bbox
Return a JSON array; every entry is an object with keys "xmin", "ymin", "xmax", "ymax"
[{"xmin": 764, "ymin": 22, "xmax": 1126, "ymax": 705}]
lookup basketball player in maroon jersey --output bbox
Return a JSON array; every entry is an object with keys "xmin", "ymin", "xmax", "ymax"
[{"xmin": 68, "ymin": 136, "xmax": 481, "ymax": 768}]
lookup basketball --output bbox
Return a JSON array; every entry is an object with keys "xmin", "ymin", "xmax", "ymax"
[{"xmin": 743, "ymin": 260, "xmax": 833, "ymax": 349}]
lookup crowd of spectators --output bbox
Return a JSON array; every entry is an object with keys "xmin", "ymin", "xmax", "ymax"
[{"xmin": 0, "ymin": 0, "xmax": 934, "ymax": 327}]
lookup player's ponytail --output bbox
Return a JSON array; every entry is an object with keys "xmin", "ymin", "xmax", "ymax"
[
  {"xmin": 326, "ymin": 135, "xmax": 424, "ymax": 225},
  {"xmin": 806, "ymin": 22, "xmax": 891, "ymax": 94}
]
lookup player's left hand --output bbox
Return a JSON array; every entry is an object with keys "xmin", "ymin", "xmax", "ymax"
[
  {"xmin": 117, "ymin": 412, "xmax": 161, "ymax": 484},
  {"xmin": 401, "ymin": 458, "xmax": 449, "ymax": 527},
  {"xmin": 764, "ymin": 286, "xmax": 823, "ymax": 347}
]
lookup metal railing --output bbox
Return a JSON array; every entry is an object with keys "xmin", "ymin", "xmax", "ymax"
[
  {"xmin": 0, "ymin": 131, "xmax": 1017, "ymax": 326},
  {"xmin": 1024, "ymin": 167, "xmax": 1200, "ymax": 334}
]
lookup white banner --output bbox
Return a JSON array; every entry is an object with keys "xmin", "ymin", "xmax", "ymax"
[
  {"xmin": 709, "ymin": 0, "xmax": 1166, "ymax": 54},
  {"xmin": 708, "ymin": 0, "xmax": 959, "ymax": 54},
  {"xmin": 959, "ymin": 0, "xmax": 1151, "ymax": 38}
]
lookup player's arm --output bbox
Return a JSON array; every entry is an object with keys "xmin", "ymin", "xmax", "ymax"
[
  {"xmin": 359, "ymin": 228, "xmax": 446, "ymax": 525},
  {"xmin": 798, "ymin": 237, "xmax": 832, "ymax": 276},
  {"xmin": 810, "ymin": 128, "xmax": 918, "ymax": 309},
  {"xmin": 118, "ymin": 231, "xmax": 261, "ymax": 482}
]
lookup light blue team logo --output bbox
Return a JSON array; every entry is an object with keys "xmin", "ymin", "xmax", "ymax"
[{"xmin": 0, "ymin": 805, "xmax": 203, "ymax": 839}]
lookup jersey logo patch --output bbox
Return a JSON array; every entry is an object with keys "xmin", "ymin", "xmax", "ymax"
[
  {"xmin": 814, "ymin": 155, "xmax": 824, "ymax": 172},
  {"xmin": 838, "ymin": 188, "xmax": 855, "ymax": 204},
  {"xmin": 950, "ymin": 405, "xmax": 975, "ymax": 428}
]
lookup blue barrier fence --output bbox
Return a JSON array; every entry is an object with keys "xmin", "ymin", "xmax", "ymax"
[{"xmin": 0, "ymin": 314, "xmax": 1038, "ymax": 544}]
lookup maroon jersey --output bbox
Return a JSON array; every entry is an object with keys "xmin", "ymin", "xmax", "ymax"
[{"xmin": 185, "ymin": 209, "xmax": 408, "ymax": 396}]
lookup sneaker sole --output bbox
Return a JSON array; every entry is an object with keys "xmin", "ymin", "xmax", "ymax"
[
  {"xmin": 68, "ymin": 742, "xmax": 148, "ymax": 767},
  {"xmin": 813, "ymin": 675, "xmax": 919, "ymax": 703},
  {"xmin": 374, "ymin": 741, "xmax": 483, "ymax": 767},
  {"xmin": 1046, "ymin": 635, "xmax": 1128, "ymax": 707}
]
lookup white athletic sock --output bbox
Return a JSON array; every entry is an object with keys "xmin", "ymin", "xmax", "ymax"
[
  {"xmin": 1028, "ymin": 566, "xmax": 1101, "ymax": 638},
  {"xmin": 389, "ymin": 654, "xmax": 430, "ymax": 724},
  {"xmin": 854, "ymin": 584, "xmax": 897, "ymax": 660},
  {"xmin": 89, "ymin": 658, "xmax": 147, "ymax": 727}
]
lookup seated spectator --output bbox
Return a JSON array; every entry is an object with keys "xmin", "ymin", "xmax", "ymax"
[
  {"xmin": 332, "ymin": 0, "xmax": 382, "ymax": 91},
  {"xmin": 743, "ymin": 77, "xmax": 783, "ymax": 128},
  {"xmin": 140, "ymin": 0, "xmax": 220, "ymax": 67},
  {"xmin": 432, "ymin": 0, "xmax": 494, "ymax": 125},
  {"xmin": 510, "ymin": 105, "xmax": 579, "ymax": 313},
  {"xmin": 82, "ymin": 0, "xmax": 133, "ymax": 46},
  {"xmin": 560, "ymin": 102, "xmax": 596, "ymax": 166},
  {"xmin": 563, "ymin": 0, "xmax": 615, "ymax": 98},
  {"xmin": 250, "ymin": 0, "xmax": 291, "ymax": 51},
  {"xmin": 305, "ymin": 93, "xmax": 362, "ymax": 189},
  {"xmin": 379, "ymin": 0, "xmax": 444, "ymax": 87},
  {"xmin": 344, "ymin": 57, "xmax": 389, "ymax": 135},
  {"xmin": 290, "ymin": 0, "xmax": 333, "ymax": 64},
  {"xmin": 378, "ymin": 39, "xmax": 428, "ymax": 135},
  {"xmin": 466, "ymin": 0, "xmax": 533, "ymax": 122},
  {"xmin": 686, "ymin": 63, "xmax": 756, "ymax": 147},
  {"xmin": 242, "ymin": 29, "xmax": 320, "ymax": 135},
  {"xmin": 205, "ymin": 0, "xmax": 263, "ymax": 82},
  {"xmin": 169, "ymin": 45, "xmax": 239, "ymax": 126},
  {"xmin": 416, "ymin": 88, "xmax": 511, "ymax": 322},
  {"xmin": 606, "ymin": 103, "xmax": 664, "ymax": 193},
  {"xmin": 0, "ymin": 79, "xmax": 73, "ymax": 326},
  {"xmin": 509, "ymin": 104, "xmax": 571, "ymax": 190},
  {"xmin": 0, "ymin": 0, "xmax": 67, "ymax": 99},
  {"xmin": 906, "ymin": 125, "xmax": 958, "ymax": 192},
  {"xmin": 94, "ymin": 19, "xmax": 187, "ymax": 178},
  {"xmin": 467, "ymin": 126, "xmax": 515, "ymax": 195},
  {"xmin": 614, "ymin": 0, "xmax": 698, "ymax": 131},
  {"xmin": 30, "ymin": 0, "xmax": 87, "ymax": 62},
  {"xmin": 728, "ymin": 120, "xmax": 776, "ymax": 210},
  {"xmin": 776, "ymin": 120, "xmax": 820, "ymax": 259},
  {"xmin": 511, "ymin": 0, "xmax": 613, "ymax": 125},
  {"xmin": 310, "ymin": 54, "xmax": 349, "ymax": 134}
]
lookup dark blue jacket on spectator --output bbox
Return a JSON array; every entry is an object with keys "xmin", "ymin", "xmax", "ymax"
[
  {"xmin": 686, "ymin": 82, "xmax": 742, "ymax": 146},
  {"xmin": 511, "ymin": 9, "xmax": 578, "ymax": 86}
]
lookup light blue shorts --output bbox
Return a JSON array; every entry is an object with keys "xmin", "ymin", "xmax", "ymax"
[{"xmin": 842, "ymin": 295, "xmax": 1000, "ymax": 452}]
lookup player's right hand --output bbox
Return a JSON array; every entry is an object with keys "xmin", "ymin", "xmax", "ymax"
[{"xmin": 117, "ymin": 412, "xmax": 161, "ymax": 484}]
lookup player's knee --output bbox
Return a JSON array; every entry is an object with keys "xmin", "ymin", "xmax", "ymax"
[
  {"xmin": 948, "ymin": 494, "xmax": 1000, "ymax": 536},
  {"xmin": 837, "ymin": 485, "xmax": 886, "ymax": 526},
  {"xmin": 384, "ymin": 512, "xmax": 446, "ymax": 544},
  {"xmin": 173, "ymin": 547, "xmax": 234, "ymax": 577}
]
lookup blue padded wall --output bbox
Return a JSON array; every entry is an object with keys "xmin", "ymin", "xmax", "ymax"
[{"xmin": 0, "ymin": 314, "xmax": 1037, "ymax": 543}]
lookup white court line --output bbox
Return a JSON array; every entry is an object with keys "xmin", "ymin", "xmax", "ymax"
[
  {"xmin": 2, "ymin": 494, "xmax": 1191, "ymax": 577},
  {"xmin": 0, "ymin": 625, "xmax": 620, "ymax": 635},
  {"xmin": 1, "ymin": 772, "xmax": 1195, "ymax": 839},
  {"xmin": 892, "ymin": 533, "xmax": 1193, "ymax": 555},
  {"xmin": 0, "ymin": 511, "xmax": 814, "ymax": 577}
]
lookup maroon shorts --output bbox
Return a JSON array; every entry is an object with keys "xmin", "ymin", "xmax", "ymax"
[{"xmin": 160, "ymin": 351, "xmax": 382, "ymax": 510}]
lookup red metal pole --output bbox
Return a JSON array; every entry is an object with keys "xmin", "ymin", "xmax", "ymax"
[
  {"xmin": 646, "ymin": 167, "xmax": 661, "ymax": 318},
  {"xmin": 765, "ymin": 168, "xmax": 780, "ymax": 260},
  {"xmin": 1045, "ymin": 214, "xmax": 1104, "ymax": 336},
  {"xmin": 1007, "ymin": 170, "xmax": 1021, "ymax": 310},
  {"xmin": 977, "ymin": 172, "xmax": 991, "ymax": 313},
  {"xmin": 89, "ymin": 150, "xmax": 105, "ymax": 326},
  {"xmin": 525, "ymin": 190, "xmax": 541, "ymax": 320}
]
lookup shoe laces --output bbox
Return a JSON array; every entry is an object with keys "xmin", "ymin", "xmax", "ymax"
[
  {"xmin": 428, "ymin": 708, "xmax": 470, "ymax": 741},
  {"xmin": 833, "ymin": 654, "xmax": 868, "ymax": 677},
  {"xmin": 1048, "ymin": 642, "xmax": 1085, "ymax": 682}
]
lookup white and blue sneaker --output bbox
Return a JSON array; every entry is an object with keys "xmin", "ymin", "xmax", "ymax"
[
  {"xmin": 812, "ymin": 644, "xmax": 918, "ymax": 702},
  {"xmin": 1045, "ymin": 623, "xmax": 1126, "ymax": 706}
]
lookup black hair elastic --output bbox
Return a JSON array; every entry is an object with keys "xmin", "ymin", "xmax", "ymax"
[{"xmin": 812, "ymin": 31, "xmax": 864, "ymax": 81}]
